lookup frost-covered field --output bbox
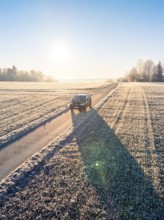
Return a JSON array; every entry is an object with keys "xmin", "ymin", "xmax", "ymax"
[
  {"xmin": 0, "ymin": 81, "xmax": 107, "ymax": 90},
  {"xmin": 0, "ymin": 81, "xmax": 108, "ymax": 148},
  {"xmin": 0, "ymin": 83, "xmax": 164, "ymax": 219}
]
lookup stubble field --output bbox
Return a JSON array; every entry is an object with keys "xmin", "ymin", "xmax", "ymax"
[
  {"xmin": 0, "ymin": 82, "xmax": 164, "ymax": 219},
  {"xmin": 0, "ymin": 81, "xmax": 109, "ymax": 148}
]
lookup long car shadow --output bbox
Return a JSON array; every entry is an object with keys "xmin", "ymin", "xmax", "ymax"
[{"xmin": 71, "ymin": 108, "xmax": 164, "ymax": 219}]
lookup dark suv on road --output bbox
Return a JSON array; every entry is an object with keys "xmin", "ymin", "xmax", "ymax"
[{"xmin": 70, "ymin": 94, "xmax": 92, "ymax": 111}]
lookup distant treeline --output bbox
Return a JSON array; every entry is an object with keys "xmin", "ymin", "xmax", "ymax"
[
  {"xmin": 120, "ymin": 60, "xmax": 164, "ymax": 82},
  {"xmin": 0, "ymin": 66, "xmax": 56, "ymax": 82}
]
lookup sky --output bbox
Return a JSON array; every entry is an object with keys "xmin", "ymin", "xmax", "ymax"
[{"xmin": 0, "ymin": 0, "xmax": 164, "ymax": 80}]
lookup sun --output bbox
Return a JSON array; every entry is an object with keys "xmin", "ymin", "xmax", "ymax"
[{"xmin": 52, "ymin": 44, "xmax": 70, "ymax": 66}]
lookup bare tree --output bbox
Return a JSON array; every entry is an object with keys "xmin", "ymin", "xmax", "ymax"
[
  {"xmin": 142, "ymin": 60, "xmax": 154, "ymax": 81},
  {"xmin": 128, "ymin": 67, "xmax": 139, "ymax": 82},
  {"xmin": 136, "ymin": 59, "xmax": 144, "ymax": 75}
]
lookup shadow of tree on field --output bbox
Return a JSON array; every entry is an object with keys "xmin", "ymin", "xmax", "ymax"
[{"xmin": 71, "ymin": 108, "xmax": 164, "ymax": 219}]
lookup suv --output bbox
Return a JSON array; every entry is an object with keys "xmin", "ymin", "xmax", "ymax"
[{"xmin": 70, "ymin": 94, "xmax": 92, "ymax": 111}]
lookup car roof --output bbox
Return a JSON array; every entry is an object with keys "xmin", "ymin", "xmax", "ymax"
[{"xmin": 74, "ymin": 94, "xmax": 89, "ymax": 96}]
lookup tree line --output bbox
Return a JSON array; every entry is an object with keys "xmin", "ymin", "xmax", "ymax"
[
  {"xmin": 0, "ymin": 66, "xmax": 56, "ymax": 82},
  {"xmin": 121, "ymin": 59, "xmax": 164, "ymax": 82}
]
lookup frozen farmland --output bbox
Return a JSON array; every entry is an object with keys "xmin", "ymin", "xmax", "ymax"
[
  {"xmin": 0, "ymin": 81, "xmax": 108, "ymax": 148},
  {"xmin": 0, "ymin": 82, "xmax": 164, "ymax": 219}
]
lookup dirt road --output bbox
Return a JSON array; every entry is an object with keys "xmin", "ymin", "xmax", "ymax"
[{"xmin": 0, "ymin": 83, "xmax": 117, "ymax": 181}]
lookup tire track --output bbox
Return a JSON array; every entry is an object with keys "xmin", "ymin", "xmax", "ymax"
[
  {"xmin": 142, "ymin": 87, "xmax": 161, "ymax": 195},
  {"xmin": 111, "ymin": 88, "xmax": 130, "ymax": 130},
  {"xmin": 100, "ymin": 86, "xmax": 131, "ymax": 131}
]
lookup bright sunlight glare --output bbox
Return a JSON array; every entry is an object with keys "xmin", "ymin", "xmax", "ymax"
[{"xmin": 52, "ymin": 44, "xmax": 70, "ymax": 66}]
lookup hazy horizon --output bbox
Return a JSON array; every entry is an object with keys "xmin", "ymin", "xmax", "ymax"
[{"xmin": 0, "ymin": 0, "xmax": 164, "ymax": 80}]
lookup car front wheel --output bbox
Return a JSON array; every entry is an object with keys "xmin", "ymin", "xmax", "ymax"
[{"xmin": 83, "ymin": 106, "xmax": 86, "ymax": 111}]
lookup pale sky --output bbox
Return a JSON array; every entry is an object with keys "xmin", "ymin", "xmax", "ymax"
[{"xmin": 0, "ymin": 0, "xmax": 164, "ymax": 80}]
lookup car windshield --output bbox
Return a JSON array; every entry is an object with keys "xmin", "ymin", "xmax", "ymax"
[{"xmin": 73, "ymin": 95, "xmax": 87, "ymax": 102}]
